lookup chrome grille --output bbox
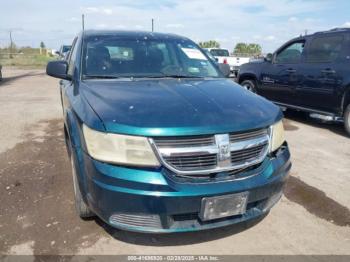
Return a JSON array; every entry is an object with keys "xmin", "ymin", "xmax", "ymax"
[
  {"xmin": 163, "ymin": 153, "xmax": 217, "ymax": 171},
  {"xmin": 151, "ymin": 128, "xmax": 269, "ymax": 177}
]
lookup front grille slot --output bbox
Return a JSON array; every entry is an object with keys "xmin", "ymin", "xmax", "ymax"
[
  {"xmin": 172, "ymin": 212, "xmax": 198, "ymax": 221},
  {"xmin": 163, "ymin": 153, "xmax": 217, "ymax": 171},
  {"xmin": 154, "ymin": 135, "xmax": 214, "ymax": 148},
  {"xmin": 231, "ymin": 144, "xmax": 267, "ymax": 164},
  {"xmin": 230, "ymin": 129, "xmax": 268, "ymax": 142}
]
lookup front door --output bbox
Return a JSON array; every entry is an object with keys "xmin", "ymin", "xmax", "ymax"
[
  {"xmin": 296, "ymin": 34, "xmax": 345, "ymax": 114},
  {"xmin": 259, "ymin": 41, "xmax": 305, "ymax": 105}
]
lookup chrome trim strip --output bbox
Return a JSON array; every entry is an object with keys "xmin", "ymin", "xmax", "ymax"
[
  {"xmin": 230, "ymin": 135, "xmax": 269, "ymax": 151},
  {"xmin": 157, "ymin": 145, "xmax": 219, "ymax": 157},
  {"xmin": 272, "ymin": 101, "xmax": 337, "ymax": 116}
]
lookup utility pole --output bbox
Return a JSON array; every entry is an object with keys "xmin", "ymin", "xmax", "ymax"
[
  {"xmin": 9, "ymin": 30, "xmax": 13, "ymax": 58},
  {"xmin": 151, "ymin": 18, "xmax": 154, "ymax": 32},
  {"xmin": 82, "ymin": 14, "xmax": 85, "ymax": 31}
]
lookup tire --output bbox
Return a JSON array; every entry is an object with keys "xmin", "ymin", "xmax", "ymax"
[
  {"xmin": 240, "ymin": 79, "xmax": 257, "ymax": 93},
  {"xmin": 70, "ymin": 152, "xmax": 95, "ymax": 218},
  {"xmin": 344, "ymin": 104, "xmax": 350, "ymax": 136}
]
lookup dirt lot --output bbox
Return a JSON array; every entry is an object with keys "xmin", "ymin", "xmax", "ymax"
[{"xmin": 0, "ymin": 68, "xmax": 349, "ymax": 256}]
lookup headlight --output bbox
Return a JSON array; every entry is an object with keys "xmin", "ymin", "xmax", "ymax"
[
  {"xmin": 269, "ymin": 120, "xmax": 285, "ymax": 153},
  {"xmin": 83, "ymin": 124, "xmax": 160, "ymax": 167}
]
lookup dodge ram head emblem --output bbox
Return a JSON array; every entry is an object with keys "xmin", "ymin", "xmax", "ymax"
[
  {"xmin": 219, "ymin": 144, "xmax": 230, "ymax": 159},
  {"xmin": 215, "ymin": 134, "xmax": 231, "ymax": 167}
]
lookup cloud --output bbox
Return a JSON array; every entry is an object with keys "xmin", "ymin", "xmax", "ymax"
[
  {"xmin": 0, "ymin": 0, "xmax": 342, "ymax": 52},
  {"xmin": 343, "ymin": 22, "xmax": 350, "ymax": 27},
  {"xmin": 67, "ymin": 17, "xmax": 80, "ymax": 23},
  {"xmin": 241, "ymin": 4, "xmax": 265, "ymax": 13},
  {"xmin": 288, "ymin": 17, "xmax": 298, "ymax": 22},
  {"xmin": 165, "ymin": 23, "xmax": 184, "ymax": 28},
  {"xmin": 96, "ymin": 23, "xmax": 107, "ymax": 29},
  {"xmin": 264, "ymin": 35, "xmax": 276, "ymax": 41},
  {"xmin": 84, "ymin": 7, "xmax": 113, "ymax": 15}
]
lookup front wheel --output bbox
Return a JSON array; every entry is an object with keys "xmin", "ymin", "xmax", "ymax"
[
  {"xmin": 344, "ymin": 104, "xmax": 350, "ymax": 136},
  {"xmin": 240, "ymin": 79, "xmax": 257, "ymax": 93}
]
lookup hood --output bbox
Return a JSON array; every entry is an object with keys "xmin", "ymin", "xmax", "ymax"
[{"xmin": 80, "ymin": 78, "xmax": 281, "ymax": 136}]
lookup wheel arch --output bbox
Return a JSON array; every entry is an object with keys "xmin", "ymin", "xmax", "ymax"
[
  {"xmin": 341, "ymin": 85, "xmax": 350, "ymax": 114},
  {"xmin": 238, "ymin": 73, "xmax": 258, "ymax": 85}
]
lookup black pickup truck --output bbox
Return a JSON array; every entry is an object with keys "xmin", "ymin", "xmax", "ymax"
[{"xmin": 238, "ymin": 28, "xmax": 350, "ymax": 135}]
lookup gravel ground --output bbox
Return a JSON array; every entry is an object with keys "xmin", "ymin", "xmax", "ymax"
[{"xmin": 0, "ymin": 68, "xmax": 349, "ymax": 256}]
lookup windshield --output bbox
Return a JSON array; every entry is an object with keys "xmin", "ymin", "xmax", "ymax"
[
  {"xmin": 209, "ymin": 49, "xmax": 229, "ymax": 57},
  {"xmin": 82, "ymin": 35, "xmax": 221, "ymax": 78}
]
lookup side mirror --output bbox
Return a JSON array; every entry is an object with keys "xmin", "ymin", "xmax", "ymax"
[
  {"xmin": 218, "ymin": 63, "xmax": 231, "ymax": 78},
  {"xmin": 215, "ymin": 57, "xmax": 219, "ymax": 62},
  {"xmin": 46, "ymin": 60, "xmax": 70, "ymax": 80},
  {"xmin": 265, "ymin": 53, "xmax": 273, "ymax": 62}
]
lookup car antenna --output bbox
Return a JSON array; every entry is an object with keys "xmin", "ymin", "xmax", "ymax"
[{"xmin": 82, "ymin": 14, "xmax": 85, "ymax": 31}]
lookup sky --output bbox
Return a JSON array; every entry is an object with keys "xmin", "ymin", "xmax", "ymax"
[{"xmin": 1, "ymin": 0, "xmax": 350, "ymax": 53}]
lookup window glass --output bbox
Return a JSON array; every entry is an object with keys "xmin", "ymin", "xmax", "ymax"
[
  {"xmin": 67, "ymin": 38, "xmax": 78, "ymax": 76},
  {"xmin": 275, "ymin": 42, "xmax": 305, "ymax": 64},
  {"xmin": 306, "ymin": 35, "xmax": 343, "ymax": 63},
  {"xmin": 62, "ymin": 45, "xmax": 71, "ymax": 53},
  {"xmin": 82, "ymin": 36, "xmax": 220, "ymax": 78},
  {"xmin": 209, "ymin": 49, "xmax": 230, "ymax": 57}
]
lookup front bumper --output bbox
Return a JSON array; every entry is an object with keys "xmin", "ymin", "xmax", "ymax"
[{"xmin": 77, "ymin": 144, "xmax": 291, "ymax": 233}]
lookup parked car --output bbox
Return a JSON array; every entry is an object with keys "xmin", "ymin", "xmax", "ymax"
[
  {"xmin": 57, "ymin": 45, "xmax": 71, "ymax": 59},
  {"xmin": 203, "ymin": 49, "xmax": 231, "ymax": 77},
  {"xmin": 206, "ymin": 48, "xmax": 251, "ymax": 77},
  {"xmin": 0, "ymin": 64, "xmax": 2, "ymax": 81},
  {"xmin": 46, "ymin": 30, "xmax": 291, "ymax": 233},
  {"xmin": 238, "ymin": 28, "xmax": 350, "ymax": 135}
]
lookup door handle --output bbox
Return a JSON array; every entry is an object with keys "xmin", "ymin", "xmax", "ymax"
[
  {"xmin": 286, "ymin": 68, "xmax": 296, "ymax": 73},
  {"xmin": 321, "ymin": 69, "xmax": 336, "ymax": 74}
]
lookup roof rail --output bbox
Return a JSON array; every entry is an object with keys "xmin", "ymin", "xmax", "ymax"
[
  {"xmin": 329, "ymin": 27, "xmax": 350, "ymax": 31},
  {"xmin": 315, "ymin": 27, "xmax": 350, "ymax": 34}
]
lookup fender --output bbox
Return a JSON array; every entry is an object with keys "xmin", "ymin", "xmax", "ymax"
[
  {"xmin": 64, "ymin": 108, "xmax": 90, "ymax": 201},
  {"xmin": 64, "ymin": 89, "xmax": 106, "ymax": 203}
]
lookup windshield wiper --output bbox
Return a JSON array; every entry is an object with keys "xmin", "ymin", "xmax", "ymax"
[
  {"xmin": 141, "ymin": 74, "xmax": 204, "ymax": 79},
  {"xmin": 83, "ymin": 75, "xmax": 120, "ymax": 79}
]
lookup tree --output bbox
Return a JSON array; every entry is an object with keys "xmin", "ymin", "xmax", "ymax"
[
  {"xmin": 233, "ymin": 43, "xmax": 249, "ymax": 54},
  {"xmin": 40, "ymin": 41, "xmax": 46, "ymax": 49},
  {"xmin": 234, "ymin": 42, "xmax": 262, "ymax": 56},
  {"xmin": 198, "ymin": 40, "xmax": 220, "ymax": 48},
  {"xmin": 247, "ymin": 43, "xmax": 262, "ymax": 55}
]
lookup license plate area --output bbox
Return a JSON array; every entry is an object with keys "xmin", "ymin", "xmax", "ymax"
[{"xmin": 199, "ymin": 192, "xmax": 248, "ymax": 221}]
